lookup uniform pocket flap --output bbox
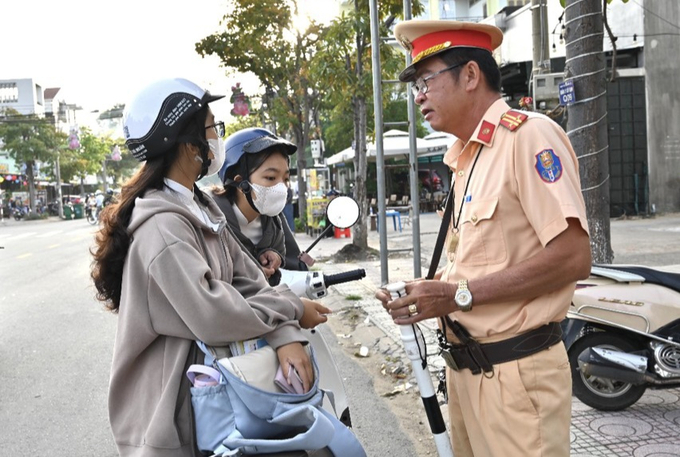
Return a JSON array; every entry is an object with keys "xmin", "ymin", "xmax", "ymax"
[{"xmin": 463, "ymin": 197, "xmax": 499, "ymax": 226}]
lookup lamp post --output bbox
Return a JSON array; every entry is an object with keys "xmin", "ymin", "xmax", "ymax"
[{"xmin": 101, "ymin": 144, "xmax": 122, "ymax": 192}]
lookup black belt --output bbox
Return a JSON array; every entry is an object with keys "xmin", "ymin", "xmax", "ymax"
[{"xmin": 438, "ymin": 322, "xmax": 563, "ymax": 375}]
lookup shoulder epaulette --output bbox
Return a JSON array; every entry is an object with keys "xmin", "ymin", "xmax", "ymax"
[{"xmin": 500, "ymin": 110, "xmax": 529, "ymax": 131}]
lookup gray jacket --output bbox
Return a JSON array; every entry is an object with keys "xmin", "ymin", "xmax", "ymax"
[{"xmin": 108, "ymin": 188, "xmax": 306, "ymax": 456}]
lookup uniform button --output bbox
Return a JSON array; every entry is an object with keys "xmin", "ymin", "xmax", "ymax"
[
  {"xmin": 458, "ymin": 170, "xmax": 465, "ymax": 177},
  {"xmin": 471, "ymin": 214, "xmax": 478, "ymax": 223}
]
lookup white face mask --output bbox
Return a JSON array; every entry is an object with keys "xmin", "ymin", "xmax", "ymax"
[
  {"xmin": 250, "ymin": 182, "xmax": 288, "ymax": 216},
  {"xmin": 206, "ymin": 137, "xmax": 225, "ymax": 177}
]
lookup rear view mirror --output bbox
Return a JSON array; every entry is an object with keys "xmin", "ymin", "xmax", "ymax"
[{"xmin": 326, "ymin": 196, "xmax": 360, "ymax": 229}]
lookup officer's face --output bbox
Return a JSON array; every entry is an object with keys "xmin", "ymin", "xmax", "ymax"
[{"xmin": 413, "ymin": 58, "xmax": 463, "ymax": 133}]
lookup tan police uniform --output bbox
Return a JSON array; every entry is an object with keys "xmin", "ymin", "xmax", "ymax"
[
  {"xmin": 440, "ymin": 99, "xmax": 588, "ymax": 457},
  {"xmin": 393, "ymin": 20, "xmax": 590, "ymax": 457}
]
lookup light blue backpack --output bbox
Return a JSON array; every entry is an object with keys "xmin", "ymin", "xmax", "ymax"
[{"xmin": 189, "ymin": 341, "xmax": 366, "ymax": 457}]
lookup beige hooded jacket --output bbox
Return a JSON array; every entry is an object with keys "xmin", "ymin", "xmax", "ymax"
[{"xmin": 108, "ymin": 187, "xmax": 306, "ymax": 456}]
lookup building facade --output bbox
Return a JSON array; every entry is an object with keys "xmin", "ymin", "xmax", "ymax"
[{"xmin": 413, "ymin": 0, "xmax": 679, "ymax": 214}]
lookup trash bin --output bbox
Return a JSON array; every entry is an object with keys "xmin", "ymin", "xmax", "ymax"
[
  {"xmin": 63, "ymin": 204, "xmax": 74, "ymax": 220},
  {"xmin": 73, "ymin": 203, "xmax": 84, "ymax": 219}
]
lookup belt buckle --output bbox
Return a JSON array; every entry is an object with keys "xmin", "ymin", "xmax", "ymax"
[{"xmin": 440, "ymin": 348, "xmax": 460, "ymax": 371}]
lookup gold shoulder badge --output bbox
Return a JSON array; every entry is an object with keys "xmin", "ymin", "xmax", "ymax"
[{"xmin": 500, "ymin": 110, "xmax": 529, "ymax": 131}]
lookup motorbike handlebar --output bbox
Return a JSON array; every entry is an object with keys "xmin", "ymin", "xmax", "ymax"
[{"xmin": 323, "ymin": 269, "xmax": 366, "ymax": 288}]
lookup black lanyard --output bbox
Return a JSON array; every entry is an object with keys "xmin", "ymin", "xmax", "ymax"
[
  {"xmin": 452, "ymin": 146, "xmax": 483, "ymax": 231},
  {"xmin": 426, "ymin": 145, "xmax": 484, "ymax": 280}
]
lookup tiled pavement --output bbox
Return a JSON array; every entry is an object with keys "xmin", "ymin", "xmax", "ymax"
[{"xmin": 295, "ymin": 211, "xmax": 680, "ymax": 456}]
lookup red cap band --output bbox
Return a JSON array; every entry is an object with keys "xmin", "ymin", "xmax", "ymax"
[{"xmin": 411, "ymin": 30, "xmax": 494, "ymax": 63}]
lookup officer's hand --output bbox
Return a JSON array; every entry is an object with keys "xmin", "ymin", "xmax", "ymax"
[
  {"xmin": 385, "ymin": 280, "xmax": 457, "ymax": 324},
  {"xmin": 299, "ymin": 298, "xmax": 331, "ymax": 329}
]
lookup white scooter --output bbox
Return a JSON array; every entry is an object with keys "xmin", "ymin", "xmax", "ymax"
[
  {"xmin": 562, "ymin": 264, "xmax": 680, "ymax": 411},
  {"xmin": 276, "ymin": 196, "xmax": 366, "ymax": 455}
]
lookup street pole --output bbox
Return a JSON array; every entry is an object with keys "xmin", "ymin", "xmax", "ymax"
[
  {"xmin": 102, "ymin": 159, "xmax": 108, "ymax": 193},
  {"xmin": 55, "ymin": 153, "xmax": 64, "ymax": 219},
  {"xmin": 369, "ymin": 0, "xmax": 389, "ymax": 285},
  {"xmin": 404, "ymin": 0, "xmax": 422, "ymax": 279},
  {"xmin": 531, "ymin": 0, "xmax": 551, "ymax": 76}
]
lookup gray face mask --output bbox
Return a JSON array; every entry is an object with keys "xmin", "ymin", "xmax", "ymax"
[{"xmin": 250, "ymin": 182, "xmax": 288, "ymax": 216}]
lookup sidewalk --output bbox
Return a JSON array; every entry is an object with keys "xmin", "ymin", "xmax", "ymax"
[{"xmin": 295, "ymin": 211, "xmax": 680, "ymax": 457}]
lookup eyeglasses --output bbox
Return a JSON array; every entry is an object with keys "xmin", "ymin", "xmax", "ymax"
[
  {"xmin": 206, "ymin": 121, "xmax": 225, "ymax": 138},
  {"xmin": 411, "ymin": 62, "xmax": 468, "ymax": 97}
]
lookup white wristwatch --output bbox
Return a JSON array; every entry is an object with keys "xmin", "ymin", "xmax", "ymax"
[{"xmin": 454, "ymin": 279, "xmax": 473, "ymax": 312}]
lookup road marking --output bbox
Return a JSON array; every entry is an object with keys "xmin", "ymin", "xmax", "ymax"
[
  {"xmin": 36, "ymin": 230, "xmax": 64, "ymax": 238},
  {"xmin": 48, "ymin": 244, "xmax": 61, "ymax": 249},
  {"xmin": 16, "ymin": 253, "xmax": 32, "ymax": 259},
  {"xmin": 650, "ymin": 227, "xmax": 680, "ymax": 233},
  {"xmin": 5, "ymin": 232, "xmax": 38, "ymax": 241}
]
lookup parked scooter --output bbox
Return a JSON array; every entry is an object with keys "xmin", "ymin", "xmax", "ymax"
[{"xmin": 562, "ymin": 264, "xmax": 680, "ymax": 411}]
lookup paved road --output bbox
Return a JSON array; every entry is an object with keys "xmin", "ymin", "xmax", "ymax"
[
  {"xmin": 2, "ymin": 212, "xmax": 679, "ymax": 456},
  {"xmin": 0, "ymin": 217, "xmax": 417, "ymax": 456}
]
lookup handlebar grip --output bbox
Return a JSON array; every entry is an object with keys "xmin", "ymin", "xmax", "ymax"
[{"xmin": 323, "ymin": 269, "xmax": 367, "ymax": 287}]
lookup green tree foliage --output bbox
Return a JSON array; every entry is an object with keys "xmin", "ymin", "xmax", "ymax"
[
  {"xmin": 105, "ymin": 147, "xmax": 139, "ymax": 188},
  {"xmin": 224, "ymin": 115, "xmax": 262, "ymax": 139},
  {"xmin": 311, "ymin": 0, "xmax": 422, "ymax": 248},
  {"xmin": 0, "ymin": 108, "xmax": 66, "ymax": 209},
  {"xmin": 59, "ymin": 128, "xmax": 112, "ymax": 185},
  {"xmin": 196, "ymin": 0, "xmax": 326, "ymax": 219},
  {"xmin": 321, "ymin": 91, "xmax": 428, "ymax": 157}
]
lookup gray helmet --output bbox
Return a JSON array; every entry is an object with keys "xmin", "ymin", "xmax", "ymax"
[{"xmin": 123, "ymin": 78, "xmax": 224, "ymax": 161}]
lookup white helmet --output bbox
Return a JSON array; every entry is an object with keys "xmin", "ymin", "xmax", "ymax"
[{"xmin": 123, "ymin": 78, "xmax": 224, "ymax": 161}]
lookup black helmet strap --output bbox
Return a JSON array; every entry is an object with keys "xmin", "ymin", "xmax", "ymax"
[{"xmin": 223, "ymin": 177, "xmax": 260, "ymax": 215}]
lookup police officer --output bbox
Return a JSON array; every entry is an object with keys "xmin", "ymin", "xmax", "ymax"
[{"xmin": 376, "ymin": 20, "xmax": 592, "ymax": 457}]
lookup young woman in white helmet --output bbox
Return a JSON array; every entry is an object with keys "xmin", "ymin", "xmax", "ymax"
[
  {"xmin": 90, "ymin": 78, "xmax": 328, "ymax": 457},
  {"xmin": 209, "ymin": 127, "xmax": 317, "ymax": 286}
]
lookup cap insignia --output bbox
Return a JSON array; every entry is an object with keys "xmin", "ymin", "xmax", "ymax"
[
  {"xmin": 413, "ymin": 41, "xmax": 453, "ymax": 64},
  {"xmin": 399, "ymin": 36, "xmax": 413, "ymax": 52}
]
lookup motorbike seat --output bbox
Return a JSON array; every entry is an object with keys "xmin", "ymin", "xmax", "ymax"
[{"xmin": 593, "ymin": 264, "xmax": 680, "ymax": 294}]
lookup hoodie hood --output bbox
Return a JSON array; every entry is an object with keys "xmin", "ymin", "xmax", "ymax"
[{"xmin": 128, "ymin": 188, "xmax": 227, "ymax": 235}]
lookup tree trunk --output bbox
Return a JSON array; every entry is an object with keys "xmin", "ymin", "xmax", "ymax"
[
  {"xmin": 352, "ymin": 96, "xmax": 369, "ymax": 250},
  {"xmin": 564, "ymin": 0, "xmax": 613, "ymax": 263}
]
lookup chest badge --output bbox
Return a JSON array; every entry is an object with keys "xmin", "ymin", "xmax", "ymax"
[{"xmin": 535, "ymin": 149, "xmax": 563, "ymax": 183}]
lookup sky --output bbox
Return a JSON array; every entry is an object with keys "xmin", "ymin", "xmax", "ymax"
[{"xmin": 1, "ymin": 0, "xmax": 338, "ymax": 124}]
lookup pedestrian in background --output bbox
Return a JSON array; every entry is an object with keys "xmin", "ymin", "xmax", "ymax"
[
  {"xmin": 90, "ymin": 78, "xmax": 327, "ymax": 457},
  {"xmin": 376, "ymin": 20, "xmax": 591, "ymax": 457},
  {"xmin": 283, "ymin": 178, "xmax": 295, "ymax": 231}
]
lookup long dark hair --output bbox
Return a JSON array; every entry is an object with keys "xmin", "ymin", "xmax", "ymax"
[
  {"xmin": 214, "ymin": 148, "xmax": 290, "ymax": 203},
  {"xmin": 91, "ymin": 106, "xmax": 209, "ymax": 312}
]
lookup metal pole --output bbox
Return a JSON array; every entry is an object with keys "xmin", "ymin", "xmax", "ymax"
[
  {"xmin": 55, "ymin": 153, "xmax": 63, "ymax": 219},
  {"xmin": 404, "ymin": 0, "xmax": 422, "ymax": 278},
  {"xmin": 531, "ymin": 0, "xmax": 551, "ymax": 76},
  {"xmin": 369, "ymin": 0, "xmax": 389, "ymax": 285}
]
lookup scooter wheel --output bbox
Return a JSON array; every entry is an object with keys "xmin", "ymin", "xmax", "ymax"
[{"xmin": 568, "ymin": 332, "xmax": 646, "ymax": 411}]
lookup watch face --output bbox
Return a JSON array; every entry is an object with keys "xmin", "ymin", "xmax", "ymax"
[{"xmin": 456, "ymin": 290, "xmax": 473, "ymax": 308}]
